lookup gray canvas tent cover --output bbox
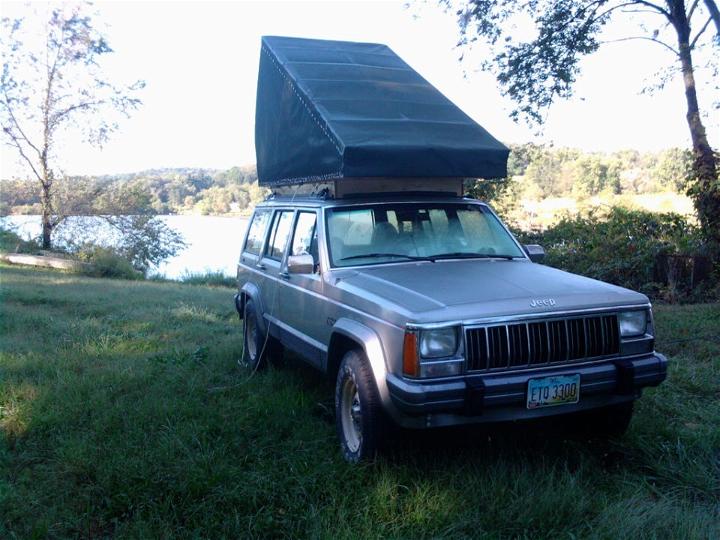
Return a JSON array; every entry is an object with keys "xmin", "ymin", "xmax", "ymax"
[{"xmin": 255, "ymin": 36, "xmax": 509, "ymax": 186}]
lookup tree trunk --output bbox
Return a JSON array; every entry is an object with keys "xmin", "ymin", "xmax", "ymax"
[
  {"xmin": 40, "ymin": 181, "xmax": 52, "ymax": 250},
  {"xmin": 673, "ymin": 1, "xmax": 720, "ymax": 260},
  {"xmin": 39, "ymin": 148, "xmax": 53, "ymax": 250}
]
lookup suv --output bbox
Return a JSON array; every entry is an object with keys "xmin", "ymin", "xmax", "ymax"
[{"xmin": 235, "ymin": 193, "xmax": 667, "ymax": 462}]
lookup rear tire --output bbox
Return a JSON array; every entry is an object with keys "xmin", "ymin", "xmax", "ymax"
[
  {"xmin": 335, "ymin": 349, "xmax": 384, "ymax": 462},
  {"xmin": 241, "ymin": 298, "xmax": 282, "ymax": 370}
]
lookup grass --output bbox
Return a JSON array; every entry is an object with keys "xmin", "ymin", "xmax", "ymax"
[{"xmin": 1, "ymin": 264, "xmax": 718, "ymax": 539}]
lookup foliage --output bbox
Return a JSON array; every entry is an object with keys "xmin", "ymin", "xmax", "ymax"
[
  {"xmin": 0, "ymin": 3, "xmax": 143, "ymax": 248},
  {"xmin": 75, "ymin": 245, "xmax": 142, "ymax": 280},
  {"xmin": 465, "ymin": 175, "xmax": 523, "ymax": 219},
  {"xmin": 56, "ymin": 216, "xmax": 186, "ymax": 275},
  {"xmin": 109, "ymin": 216, "xmax": 186, "ymax": 274},
  {"xmin": 516, "ymin": 207, "xmax": 704, "ymax": 293},
  {"xmin": 1, "ymin": 264, "xmax": 718, "ymax": 537},
  {"xmin": 464, "ymin": 177, "xmax": 512, "ymax": 203},
  {"xmin": 1, "ymin": 174, "xmax": 186, "ymax": 274},
  {"xmin": 447, "ymin": 0, "xmax": 720, "ymax": 259},
  {"xmin": 180, "ymin": 270, "xmax": 237, "ymax": 288},
  {"xmin": 460, "ymin": 145, "xmax": 696, "ymax": 230},
  {"xmin": 448, "ymin": 1, "xmax": 718, "ymax": 125},
  {"xmin": 505, "ymin": 145, "xmax": 695, "ymax": 200},
  {"xmin": 119, "ymin": 165, "xmax": 268, "ymax": 215}
]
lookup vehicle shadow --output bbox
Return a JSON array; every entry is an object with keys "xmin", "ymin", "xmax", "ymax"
[
  {"xmin": 384, "ymin": 420, "xmax": 632, "ymax": 471},
  {"xmin": 279, "ymin": 353, "xmax": 634, "ymax": 472}
]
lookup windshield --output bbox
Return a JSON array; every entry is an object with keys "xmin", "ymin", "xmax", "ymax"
[{"xmin": 326, "ymin": 202, "xmax": 525, "ymax": 267}]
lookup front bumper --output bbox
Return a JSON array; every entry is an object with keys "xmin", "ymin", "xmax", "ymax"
[{"xmin": 386, "ymin": 353, "xmax": 667, "ymax": 427}]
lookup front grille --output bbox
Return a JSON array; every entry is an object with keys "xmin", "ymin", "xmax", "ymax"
[{"xmin": 465, "ymin": 314, "xmax": 619, "ymax": 371}]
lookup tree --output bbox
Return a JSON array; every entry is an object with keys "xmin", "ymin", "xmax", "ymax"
[
  {"xmin": 445, "ymin": 0, "xmax": 719, "ymax": 257},
  {"xmin": 653, "ymin": 147, "xmax": 694, "ymax": 190},
  {"xmin": 53, "ymin": 179, "xmax": 185, "ymax": 274},
  {"xmin": 0, "ymin": 3, "xmax": 143, "ymax": 249}
]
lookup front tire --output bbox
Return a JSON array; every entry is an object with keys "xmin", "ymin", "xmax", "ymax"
[{"xmin": 335, "ymin": 349, "xmax": 384, "ymax": 462}]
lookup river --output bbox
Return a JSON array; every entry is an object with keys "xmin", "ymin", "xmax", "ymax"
[{"xmin": 1, "ymin": 215, "xmax": 249, "ymax": 279}]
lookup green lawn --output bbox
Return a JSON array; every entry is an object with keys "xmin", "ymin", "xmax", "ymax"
[{"xmin": 1, "ymin": 264, "xmax": 718, "ymax": 539}]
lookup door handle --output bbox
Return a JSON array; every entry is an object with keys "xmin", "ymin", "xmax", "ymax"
[
  {"xmin": 256, "ymin": 263, "xmax": 266, "ymax": 270},
  {"xmin": 279, "ymin": 271, "xmax": 290, "ymax": 280}
]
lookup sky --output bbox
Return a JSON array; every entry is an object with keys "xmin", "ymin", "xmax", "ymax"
[{"xmin": 1, "ymin": 0, "xmax": 718, "ymax": 177}]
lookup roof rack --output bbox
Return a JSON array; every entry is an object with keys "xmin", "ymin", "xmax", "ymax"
[{"xmin": 268, "ymin": 186, "xmax": 332, "ymax": 201}]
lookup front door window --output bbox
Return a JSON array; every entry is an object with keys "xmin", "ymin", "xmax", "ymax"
[{"xmin": 267, "ymin": 210, "xmax": 294, "ymax": 261}]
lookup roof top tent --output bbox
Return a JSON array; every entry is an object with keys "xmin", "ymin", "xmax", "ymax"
[{"xmin": 255, "ymin": 36, "xmax": 509, "ymax": 196}]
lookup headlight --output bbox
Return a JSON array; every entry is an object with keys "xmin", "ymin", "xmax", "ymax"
[
  {"xmin": 419, "ymin": 327, "xmax": 458, "ymax": 358},
  {"xmin": 618, "ymin": 310, "xmax": 648, "ymax": 337}
]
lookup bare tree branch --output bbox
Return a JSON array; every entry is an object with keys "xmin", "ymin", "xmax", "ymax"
[
  {"xmin": 687, "ymin": 0, "xmax": 701, "ymax": 21},
  {"xmin": 0, "ymin": 88, "xmax": 42, "ymax": 157},
  {"xmin": 49, "ymin": 100, "xmax": 105, "ymax": 128},
  {"xmin": 631, "ymin": 1, "xmax": 673, "ymax": 19},
  {"xmin": 690, "ymin": 16, "xmax": 714, "ymax": 48},
  {"xmin": 601, "ymin": 34, "xmax": 680, "ymax": 55},
  {"xmin": 619, "ymin": 8, "xmax": 668, "ymax": 15},
  {"xmin": 1, "ymin": 127, "xmax": 43, "ymax": 182},
  {"xmin": 594, "ymin": 1, "xmax": 666, "ymax": 23}
]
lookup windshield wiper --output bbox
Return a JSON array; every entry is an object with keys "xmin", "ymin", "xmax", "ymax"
[
  {"xmin": 340, "ymin": 253, "xmax": 433, "ymax": 262},
  {"xmin": 428, "ymin": 252, "xmax": 518, "ymax": 261}
]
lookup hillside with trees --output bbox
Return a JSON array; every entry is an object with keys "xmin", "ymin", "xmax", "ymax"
[
  {"xmin": 0, "ymin": 164, "xmax": 268, "ymax": 217},
  {"xmin": 0, "ymin": 146, "xmax": 694, "ymax": 223}
]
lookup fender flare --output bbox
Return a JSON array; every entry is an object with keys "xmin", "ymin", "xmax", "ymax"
[
  {"xmin": 238, "ymin": 282, "xmax": 268, "ymax": 335},
  {"xmin": 330, "ymin": 318, "xmax": 401, "ymax": 421}
]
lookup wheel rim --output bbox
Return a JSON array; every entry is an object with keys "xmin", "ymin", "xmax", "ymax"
[
  {"xmin": 340, "ymin": 376, "xmax": 362, "ymax": 453},
  {"xmin": 245, "ymin": 315, "xmax": 258, "ymax": 361}
]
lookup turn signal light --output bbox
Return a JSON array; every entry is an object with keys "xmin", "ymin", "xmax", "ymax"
[{"xmin": 403, "ymin": 331, "xmax": 419, "ymax": 377}]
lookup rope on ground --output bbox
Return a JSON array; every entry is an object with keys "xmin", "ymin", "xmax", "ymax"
[{"xmin": 210, "ymin": 185, "xmax": 302, "ymax": 394}]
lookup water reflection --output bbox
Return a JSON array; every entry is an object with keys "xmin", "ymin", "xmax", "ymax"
[{"xmin": 1, "ymin": 215, "xmax": 249, "ymax": 279}]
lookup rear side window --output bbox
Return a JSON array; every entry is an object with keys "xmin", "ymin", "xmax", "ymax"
[
  {"xmin": 267, "ymin": 210, "xmax": 294, "ymax": 260},
  {"xmin": 244, "ymin": 210, "xmax": 270, "ymax": 255}
]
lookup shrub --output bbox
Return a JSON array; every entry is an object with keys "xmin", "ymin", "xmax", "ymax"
[
  {"xmin": 146, "ymin": 273, "xmax": 171, "ymax": 283},
  {"xmin": 180, "ymin": 270, "xmax": 236, "ymax": 288},
  {"xmin": 76, "ymin": 245, "xmax": 142, "ymax": 280},
  {"xmin": 515, "ymin": 207, "xmax": 704, "ymax": 294},
  {"xmin": 56, "ymin": 215, "xmax": 186, "ymax": 274},
  {"xmin": 0, "ymin": 224, "xmax": 40, "ymax": 254}
]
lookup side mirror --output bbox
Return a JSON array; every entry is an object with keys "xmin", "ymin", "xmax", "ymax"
[
  {"xmin": 287, "ymin": 253, "xmax": 315, "ymax": 274},
  {"xmin": 523, "ymin": 244, "xmax": 545, "ymax": 263}
]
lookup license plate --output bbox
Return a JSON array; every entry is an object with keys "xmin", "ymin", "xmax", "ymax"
[{"xmin": 527, "ymin": 375, "xmax": 580, "ymax": 409}]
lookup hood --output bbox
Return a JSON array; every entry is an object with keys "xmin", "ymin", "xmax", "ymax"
[{"xmin": 331, "ymin": 259, "xmax": 648, "ymax": 323}]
